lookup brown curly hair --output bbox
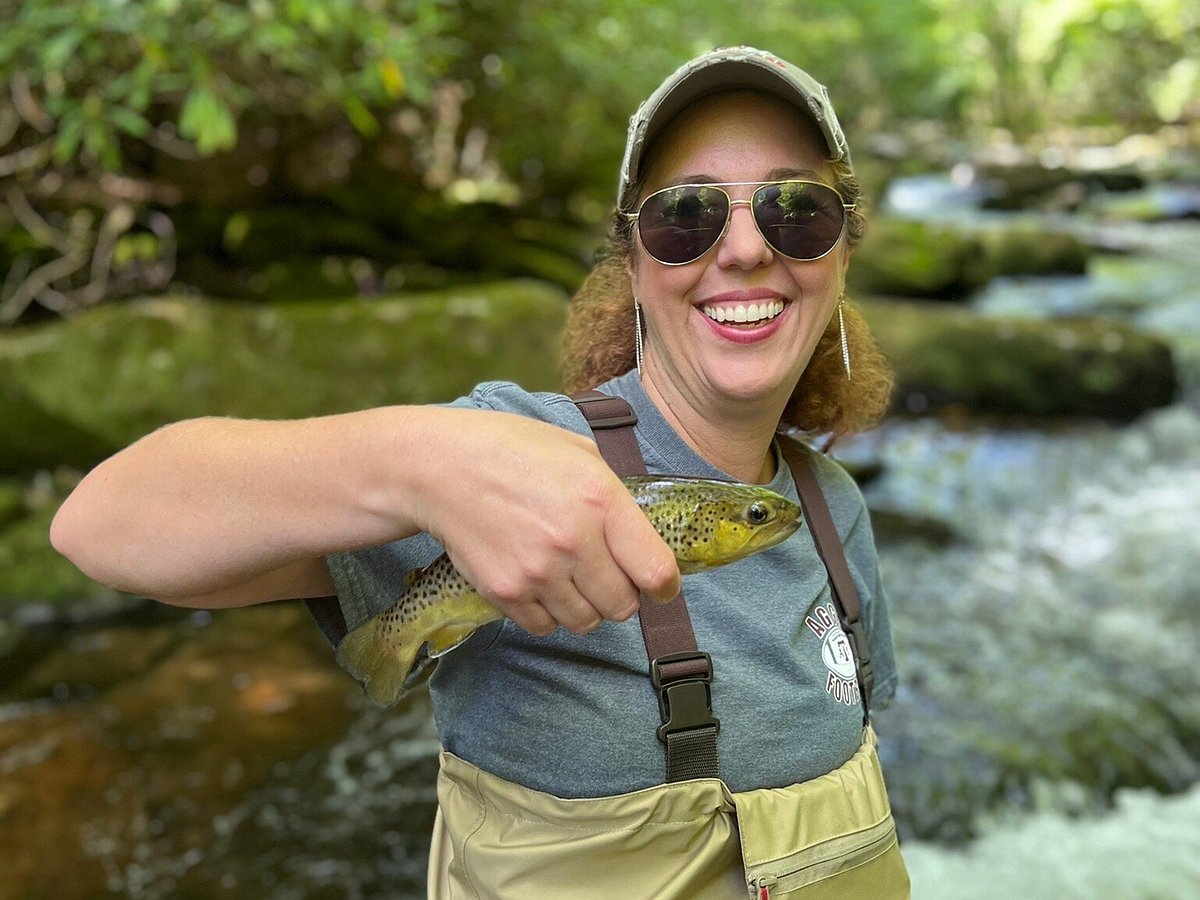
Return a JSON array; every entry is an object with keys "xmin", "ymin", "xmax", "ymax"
[{"xmin": 560, "ymin": 156, "xmax": 893, "ymax": 442}]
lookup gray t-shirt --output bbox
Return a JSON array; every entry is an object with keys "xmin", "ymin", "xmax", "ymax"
[{"xmin": 325, "ymin": 370, "xmax": 897, "ymax": 797}]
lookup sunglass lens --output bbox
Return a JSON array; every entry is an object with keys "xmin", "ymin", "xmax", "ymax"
[
  {"xmin": 637, "ymin": 186, "xmax": 729, "ymax": 264},
  {"xmin": 753, "ymin": 182, "xmax": 845, "ymax": 260}
]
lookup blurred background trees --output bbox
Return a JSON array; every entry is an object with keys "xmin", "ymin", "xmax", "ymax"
[{"xmin": 1, "ymin": 0, "xmax": 1195, "ymax": 324}]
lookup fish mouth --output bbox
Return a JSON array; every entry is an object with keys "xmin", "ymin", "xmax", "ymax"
[{"xmin": 749, "ymin": 517, "xmax": 802, "ymax": 551}]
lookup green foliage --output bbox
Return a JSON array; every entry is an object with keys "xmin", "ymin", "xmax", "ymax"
[
  {"xmin": 0, "ymin": 0, "xmax": 459, "ymax": 168},
  {"xmin": 3, "ymin": 0, "xmax": 1191, "ymax": 182},
  {"xmin": 0, "ymin": 0, "xmax": 1195, "ymax": 325}
]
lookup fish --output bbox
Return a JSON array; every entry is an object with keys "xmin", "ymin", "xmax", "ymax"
[{"xmin": 335, "ymin": 475, "xmax": 803, "ymax": 705}]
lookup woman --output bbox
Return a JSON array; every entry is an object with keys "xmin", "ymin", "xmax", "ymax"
[{"xmin": 52, "ymin": 47, "xmax": 907, "ymax": 898}]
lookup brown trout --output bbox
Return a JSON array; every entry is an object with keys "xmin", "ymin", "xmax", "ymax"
[{"xmin": 336, "ymin": 475, "xmax": 803, "ymax": 705}]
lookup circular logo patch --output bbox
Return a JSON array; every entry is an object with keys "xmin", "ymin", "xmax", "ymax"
[{"xmin": 821, "ymin": 629, "xmax": 857, "ymax": 680}]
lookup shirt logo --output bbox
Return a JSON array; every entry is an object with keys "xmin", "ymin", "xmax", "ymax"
[{"xmin": 804, "ymin": 601, "xmax": 860, "ymax": 706}]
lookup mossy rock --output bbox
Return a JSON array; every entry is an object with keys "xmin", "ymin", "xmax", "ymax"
[
  {"xmin": 862, "ymin": 299, "xmax": 1178, "ymax": 420},
  {"xmin": 0, "ymin": 373, "xmax": 120, "ymax": 472},
  {"xmin": 0, "ymin": 480, "xmax": 25, "ymax": 531},
  {"xmin": 0, "ymin": 280, "xmax": 568, "ymax": 474},
  {"xmin": 0, "ymin": 505, "xmax": 119, "ymax": 604},
  {"xmin": 850, "ymin": 217, "xmax": 1091, "ymax": 299}
]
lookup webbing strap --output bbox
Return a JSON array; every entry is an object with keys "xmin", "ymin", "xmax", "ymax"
[
  {"xmin": 779, "ymin": 437, "xmax": 874, "ymax": 716},
  {"xmin": 306, "ymin": 595, "xmax": 348, "ymax": 646},
  {"xmin": 572, "ymin": 390, "xmax": 719, "ymax": 782},
  {"xmin": 665, "ymin": 728, "xmax": 721, "ymax": 782}
]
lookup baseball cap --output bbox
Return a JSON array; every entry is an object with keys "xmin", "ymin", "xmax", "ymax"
[{"xmin": 617, "ymin": 46, "xmax": 851, "ymax": 210}]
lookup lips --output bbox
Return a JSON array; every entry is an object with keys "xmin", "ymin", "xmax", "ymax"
[{"xmin": 694, "ymin": 296, "xmax": 790, "ymax": 344}]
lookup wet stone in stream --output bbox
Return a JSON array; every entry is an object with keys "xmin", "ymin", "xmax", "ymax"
[{"xmin": 0, "ymin": 603, "xmax": 438, "ymax": 900}]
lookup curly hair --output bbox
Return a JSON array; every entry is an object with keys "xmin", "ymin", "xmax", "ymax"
[{"xmin": 560, "ymin": 156, "xmax": 893, "ymax": 441}]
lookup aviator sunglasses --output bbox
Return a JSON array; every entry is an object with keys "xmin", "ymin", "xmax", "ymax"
[{"xmin": 624, "ymin": 180, "xmax": 852, "ymax": 266}]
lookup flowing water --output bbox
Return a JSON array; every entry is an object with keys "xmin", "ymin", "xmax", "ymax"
[
  {"xmin": 2, "ymin": 177, "xmax": 1198, "ymax": 899},
  {"xmin": 856, "ymin": 175, "xmax": 1200, "ymax": 895}
]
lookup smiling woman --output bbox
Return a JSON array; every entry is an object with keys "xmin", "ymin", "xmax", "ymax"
[
  {"xmin": 562, "ymin": 102, "xmax": 890, "ymax": 450},
  {"xmin": 51, "ymin": 46, "xmax": 907, "ymax": 899}
]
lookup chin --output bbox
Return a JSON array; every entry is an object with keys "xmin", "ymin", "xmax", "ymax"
[{"xmin": 707, "ymin": 368, "xmax": 794, "ymax": 406}]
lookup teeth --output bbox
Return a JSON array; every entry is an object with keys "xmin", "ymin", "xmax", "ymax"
[{"xmin": 702, "ymin": 300, "xmax": 785, "ymax": 325}]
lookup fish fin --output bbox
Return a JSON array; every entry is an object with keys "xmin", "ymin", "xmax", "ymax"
[
  {"xmin": 425, "ymin": 622, "xmax": 479, "ymax": 658},
  {"xmin": 335, "ymin": 614, "xmax": 423, "ymax": 707}
]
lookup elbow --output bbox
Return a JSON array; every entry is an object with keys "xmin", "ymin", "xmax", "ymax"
[
  {"xmin": 49, "ymin": 491, "xmax": 134, "ymax": 594},
  {"xmin": 51, "ymin": 506, "xmax": 187, "ymax": 607},
  {"xmin": 49, "ymin": 495, "xmax": 87, "ymax": 570}
]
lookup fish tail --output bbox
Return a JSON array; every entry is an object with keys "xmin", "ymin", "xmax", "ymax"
[{"xmin": 335, "ymin": 615, "xmax": 422, "ymax": 707}]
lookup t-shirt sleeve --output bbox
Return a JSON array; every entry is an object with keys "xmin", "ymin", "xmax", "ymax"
[{"xmin": 318, "ymin": 382, "xmax": 590, "ymax": 644}]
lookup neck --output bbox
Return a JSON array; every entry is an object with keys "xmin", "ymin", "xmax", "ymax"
[{"xmin": 640, "ymin": 364, "xmax": 785, "ymax": 484}]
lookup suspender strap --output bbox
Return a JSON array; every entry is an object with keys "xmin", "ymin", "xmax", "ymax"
[
  {"xmin": 306, "ymin": 595, "xmax": 349, "ymax": 646},
  {"xmin": 572, "ymin": 390, "xmax": 719, "ymax": 782},
  {"xmin": 779, "ymin": 438, "xmax": 874, "ymax": 715}
]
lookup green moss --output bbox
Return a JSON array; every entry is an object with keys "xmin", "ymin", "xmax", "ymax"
[
  {"xmin": 850, "ymin": 217, "xmax": 1092, "ymax": 300},
  {"xmin": 0, "ymin": 480, "xmax": 23, "ymax": 531},
  {"xmin": 0, "ymin": 280, "xmax": 568, "ymax": 472},
  {"xmin": 862, "ymin": 300, "xmax": 1178, "ymax": 419},
  {"xmin": 0, "ymin": 506, "xmax": 119, "ymax": 604}
]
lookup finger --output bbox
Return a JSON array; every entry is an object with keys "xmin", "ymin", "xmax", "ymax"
[
  {"xmin": 537, "ymin": 579, "xmax": 608, "ymax": 635},
  {"xmin": 603, "ymin": 493, "xmax": 681, "ymax": 604},
  {"xmin": 570, "ymin": 552, "xmax": 641, "ymax": 622},
  {"xmin": 504, "ymin": 599, "xmax": 558, "ymax": 637}
]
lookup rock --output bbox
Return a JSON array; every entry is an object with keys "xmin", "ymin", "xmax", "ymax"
[
  {"xmin": 974, "ymin": 162, "xmax": 1145, "ymax": 211},
  {"xmin": 860, "ymin": 299, "xmax": 1178, "ymax": 420},
  {"xmin": 0, "ymin": 503, "xmax": 118, "ymax": 604},
  {"xmin": 0, "ymin": 376, "xmax": 120, "ymax": 473},
  {"xmin": 0, "ymin": 603, "xmax": 376, "ymax": 900},
  {"xmin": 1081, "ymin": 183, "xmax": 1200, "ymax": 222},
  {"xmin": 0, "ymin": 480, "xmax": 23, "ymax": 531},
  {"xmin": 0, "ymin": 280, "xmax": 568, "ymax": 474},
  {"xmin": 849, "ymin": 216, "xmax": 1091, "ymax": 299}
]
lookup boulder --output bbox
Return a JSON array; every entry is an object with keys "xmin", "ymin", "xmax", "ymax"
[
  {"xmin": 0, "ymin": 280, "xmax": 568, "ymax": 474},
  {"xmin": 860, "ymin": 299, "xmax": 1178, "ymax": 420},
  {"xmin": 849, "ymin": 216, "xmax": 1091, "ymax": 299}
]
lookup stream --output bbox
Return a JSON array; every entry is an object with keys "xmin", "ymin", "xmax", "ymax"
[
  {"xmin": 860, "ymin": 175, "xmax": 1200, "ymax": 897},
  {"xmin": 1, "ymin": 176, "xmax": 1198, "ymax": 899}
]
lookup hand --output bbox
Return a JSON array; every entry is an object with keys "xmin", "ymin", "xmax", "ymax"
[{"xmin": 404, "ymin": 408, "xmax": 680, "ymax": 635}]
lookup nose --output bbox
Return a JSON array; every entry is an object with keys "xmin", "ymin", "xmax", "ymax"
[{"xmin": 715, "ymin": 198, "xmax": 773, "ymax": 269}]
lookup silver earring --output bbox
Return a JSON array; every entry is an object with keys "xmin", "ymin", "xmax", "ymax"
[
  {"xmin": 837, "ymin": 295, "xmax": 851, "ymax": 380},
  {"xmin": 635, "ymin": 300, "xmax": 645, "ymax": 374}
]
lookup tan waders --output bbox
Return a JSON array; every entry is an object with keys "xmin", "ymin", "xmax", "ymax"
[{"xmin": 428, "ymin": 725, "xmax": 906, "ymax": 898}]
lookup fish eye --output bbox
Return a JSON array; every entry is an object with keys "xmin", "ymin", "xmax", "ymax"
[{"xmin": 746, "ymin": 501, "xmax": 772, "ymax": 524}]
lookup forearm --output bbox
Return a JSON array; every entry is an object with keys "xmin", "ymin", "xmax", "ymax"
[
  {"xmin": 52, "ymin": 401, "xmax": 679, "ymax": 629},
  {"xmin": 51, "ymin": 406, "xmax": 433, "ymax": 601}
]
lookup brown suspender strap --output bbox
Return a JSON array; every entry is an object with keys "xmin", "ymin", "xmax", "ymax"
[
  {"xmin": 306, "ymin": 595, "xmax": 348, "ymax": 646},
  {"xmin": 572, "ymin": 390, "xmax": 719, "ymax": 783},
  {"xmin": 779, "ymin": 437, "xmax": 874, "ymax": 715}
]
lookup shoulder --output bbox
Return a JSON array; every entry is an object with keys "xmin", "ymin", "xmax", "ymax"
[{"xmin": 450, "ymin": 381, "xmax": 591, "ymax": 436}]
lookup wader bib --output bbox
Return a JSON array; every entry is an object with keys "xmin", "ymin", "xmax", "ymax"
[{"xmin": 422, "ymin": 394, "xmax": 909, "ymax": 899}]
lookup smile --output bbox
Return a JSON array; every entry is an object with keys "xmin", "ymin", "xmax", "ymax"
[{"xmin": 700, "ymin": 300, "xmax": 786, "ymax": 325}]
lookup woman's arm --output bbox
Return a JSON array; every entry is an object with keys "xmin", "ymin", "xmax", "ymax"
[{"xmin": 50, "ymin": 405, "xmax": 680, "ymax": 632}]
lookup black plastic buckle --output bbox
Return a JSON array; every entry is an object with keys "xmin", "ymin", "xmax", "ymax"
[{"xmin": 650, "ymin": 651, "xmax": 719, "ymax": 743}]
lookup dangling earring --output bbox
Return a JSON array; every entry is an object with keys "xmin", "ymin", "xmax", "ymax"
[
  {"xmin": 837, "ymin": 294, "xmax": 851, "ymax": 380},
  {"xmin": 634, "ymin": 300, "xmax": 645, "ymax": 375}
]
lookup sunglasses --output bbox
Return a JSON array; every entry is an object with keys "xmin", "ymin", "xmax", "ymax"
[{"xmin": 624, "ymin": 180, "xmax": 852, "ymax": 266}]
